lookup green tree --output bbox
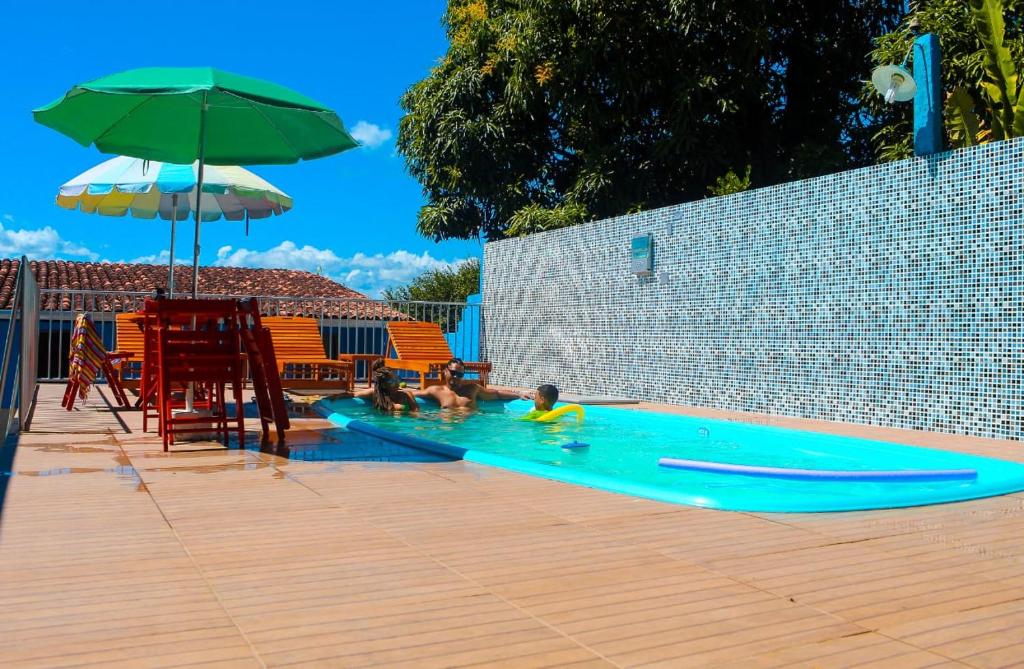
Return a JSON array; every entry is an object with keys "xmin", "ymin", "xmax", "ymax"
[
  {"xmin": 399, "ymin": 0, "xmax": 904, "ymax": 241},
  {"xmin": 865, "ymin": 0, "xmax": 1024, "ymax": 161},
  {"xmin": 708, "ymin": 165, "xmax": 753, "ymax": 197},
  {"xmin": 382, "ymin": 258, "xmax": 481, "ymax": 302},
  {"xmin": 382, "ymin": 259, "xmax": 481, "ymax": 332}
]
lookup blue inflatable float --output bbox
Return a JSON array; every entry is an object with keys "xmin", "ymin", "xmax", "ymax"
[{"xmin": 658, "ymin": 457, "xmax": 977, "ymax": 482}]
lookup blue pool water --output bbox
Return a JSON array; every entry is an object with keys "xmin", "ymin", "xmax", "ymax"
[{"xmin": 317, "ymin": 398, "xmax": 1024, "ymax": 512}]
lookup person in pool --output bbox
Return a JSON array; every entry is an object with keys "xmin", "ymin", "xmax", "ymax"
[
  {"xmin": 355, "ymin": 360, "xmax": 419, "ymax": 414},
  {"xmin": 413, "ymin": 358, "xmax": 527, "ymax": 409},
  {"xmin": 520, "ymin": 384, "xmax": 560, "ymax": 420}
]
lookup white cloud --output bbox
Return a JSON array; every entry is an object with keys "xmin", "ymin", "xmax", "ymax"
[
  {"xmin": 3, "ymin": 214, "xmax": 13, "ymax": 222},
  {"xmin": 350, "ymin": 120, "xmax": 393, "ymax": 149},
  {"xmin": 128, "ymin": 249, "xmax": 172, "ymax": 264},
  {"xmin": 215, "ymin": 241, "xmax": 344, "ymax": 272},
  {"xmin": 214, "ymin": 241, "xmax": 470, "ymax": 297},
  {"xmin": 0, "ymin": 220, "xmax": 99, "ymax": 261}
]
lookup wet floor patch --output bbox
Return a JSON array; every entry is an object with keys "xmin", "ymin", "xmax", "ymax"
[
  {"xmin": 140, "ymin": 460, "xmax": 273, "ymax": 474},
  {"xmin": 9, "ymin": 463, "xmax": 144, "ymax": 490},
  {"xmin": 30, "ymin": 444, "xmax": 120, "ymax": 454}
]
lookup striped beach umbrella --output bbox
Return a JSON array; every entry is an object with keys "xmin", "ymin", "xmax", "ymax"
[
  {"xmin": 57, "ymin": 156, "xmax": 292, "ymax": 297},
  {"xmin": 35, "ymin": 67, "xmax": 357, "ymax": 299}
]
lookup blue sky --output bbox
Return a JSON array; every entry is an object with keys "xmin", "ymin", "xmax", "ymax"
[{"xmin": 0, "ymin": 0, "xmax": 481, "ymax": 296}]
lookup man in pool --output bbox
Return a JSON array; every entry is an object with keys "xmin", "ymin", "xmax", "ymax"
[{"xmin": 413, "ymin": 358, "xmax": 528, "ymax": 409}]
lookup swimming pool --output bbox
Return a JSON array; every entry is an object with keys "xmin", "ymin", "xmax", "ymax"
[{"xmin": 317, "ymin": 398, "xmax": 1024, "ymax": 512}]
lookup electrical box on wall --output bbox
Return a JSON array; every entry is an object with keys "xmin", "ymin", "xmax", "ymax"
[{"xmin": 631, "ymin": 234, "xmax": 653, "ymax": 275}]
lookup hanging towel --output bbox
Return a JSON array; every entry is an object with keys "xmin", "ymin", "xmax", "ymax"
[{"xmin": 67, "ymin": 314, "xmax": 106, "ymax": 401}]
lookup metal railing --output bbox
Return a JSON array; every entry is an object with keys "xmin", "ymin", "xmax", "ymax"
[
  {"xmin": 19, "ymin": 265, "xmax": 38, "ymax": 431},
  {"xmin": 32, "ymin": 289, "xmax": 484, "ymax": 383},
  {"xmin": 0, "ymin": 256, "xmax": 40, "ymax": 435}
]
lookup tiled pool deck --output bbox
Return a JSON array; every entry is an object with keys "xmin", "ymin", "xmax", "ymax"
[{"xmin": 2, "ymin": 384, "xmax": 1023, "ymax": 667}]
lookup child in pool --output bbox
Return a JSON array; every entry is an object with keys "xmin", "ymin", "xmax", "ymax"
[
  {"xmin": 355, "ymin": 361, "xmax": 418, "ymax": 414},
  {"xmin": 520, "ymin": 384, "xmax": 559, "ymax": 420}
]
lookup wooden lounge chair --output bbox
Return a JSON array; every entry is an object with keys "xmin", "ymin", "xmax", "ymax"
[
  {"xmin": 384, "ymin": 321, "xmax": 491, "ymax": 388},
  {"xmin": 112, "ymin": 310, "xmax": 164, "ymax": 431},
  {"xmin": 260, "ymin": 316, "xmax": 354, "ymax": 391},
  {"xmin": 111, "ymin": 312, "xmax": 146, "ymax": 390}
]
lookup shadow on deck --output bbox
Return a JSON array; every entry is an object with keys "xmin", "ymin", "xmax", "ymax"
[{"xmin": 24, "ymin": 383, "xmax": 130, "ymax": 434}]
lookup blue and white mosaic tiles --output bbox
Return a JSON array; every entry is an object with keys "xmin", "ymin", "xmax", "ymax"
[{"xmin": 483, "ymin": 139, "xmax": 1024, "ymax": 440}]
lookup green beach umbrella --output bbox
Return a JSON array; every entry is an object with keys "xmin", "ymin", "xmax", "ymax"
[{"xmin": 34, "ymin": 67, "xmax": 359, "ymax": 297}]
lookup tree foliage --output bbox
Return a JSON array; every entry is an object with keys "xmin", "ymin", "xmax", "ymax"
[
  {"xmin": 382, "ymin": 259, "xmax": 481, "ymax": 303},
  {"xmin": 382, "ymin": 259, "xmax": 481, "ymax": 333},
  {"xmin": 865, "ymin": 0, "xmax": 1024, "ymax": 161},
  {"xmin": 708, "ymin": 165, "xmax": 753, "ymax": 197},
  {"xmin": 399, "ymin": 0, "xmax": 903, "ymax": 241}
]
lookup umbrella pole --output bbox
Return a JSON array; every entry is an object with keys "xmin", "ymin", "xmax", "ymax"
[
  {"xmin": 191, "ymin": 92, "xmax": 209, "ymax": 300},
  {"xmin": 168, "ymin": 194, "xmax": 177, "ymax": 299},
  {"xmin": 186, "ymin": 93, "xmax": 209, "ymax": 413}
]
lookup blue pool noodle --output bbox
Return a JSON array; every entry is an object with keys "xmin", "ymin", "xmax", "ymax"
[{"xmin": 658, "ymin": 458, "xmax": 977, "ymax": 482}]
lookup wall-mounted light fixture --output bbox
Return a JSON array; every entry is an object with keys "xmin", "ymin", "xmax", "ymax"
[
  {"xmin": 870, "ymin": 16, "xmax": 943, "ymax": 156},
  {"xmin": 871, "ymin": 62, "xmax": 916, "ymax": 104}
]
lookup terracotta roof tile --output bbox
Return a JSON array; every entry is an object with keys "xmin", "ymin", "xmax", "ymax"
[{"xmin": 0, "ymin": 259, "xmax": 405, "ymax": 320}]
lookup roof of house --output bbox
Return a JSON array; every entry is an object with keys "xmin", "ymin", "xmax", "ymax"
[{"xmin": 0, "ymin": 259, "xmax": 401, "ymax": 319}]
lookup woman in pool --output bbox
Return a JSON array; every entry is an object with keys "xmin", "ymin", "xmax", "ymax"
[{"xmin": 355, "ymin": 360, "xmax": 419, "ymax": 414}]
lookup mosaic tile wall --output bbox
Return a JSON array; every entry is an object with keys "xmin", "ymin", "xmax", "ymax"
[{"xmin": 483, "ymin": 139, "xmax": 1024, "ymax": 440}]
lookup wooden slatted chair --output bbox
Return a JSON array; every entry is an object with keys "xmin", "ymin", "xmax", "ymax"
[
  {"xmin": 113, "ymin": 309, "xmax": 165, "ymax": 431},
  {"xmin": 112, "ymin": 312, "xmax": 146, "ymax": 390},
  {"xmin": 237, "ymin": 299, "xmax": 291, "ymax": 443},
  {"xmin": 384, "ymin": 321, "xmax": 491, "ymax": 388},
  {"xmin": 153, "ymin": 299, "xmax": 246, "ymax": 451},
  {"xmin": 260, "ymin": 316, "xmax": 354, "ymax": 391},
  {"xmin": 114, "ymin": 304, "xmax": 224, "ymax": 434}
]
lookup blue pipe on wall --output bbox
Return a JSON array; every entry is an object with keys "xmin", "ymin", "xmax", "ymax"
[{"xmin": 913, "ymin": 33, "xmax": 944, "ymax": 156}]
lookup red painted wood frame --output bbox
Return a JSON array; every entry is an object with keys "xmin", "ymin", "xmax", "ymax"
[{"xmin": 152, "ymin": 299, "xmax": 246, "ymax": 451}]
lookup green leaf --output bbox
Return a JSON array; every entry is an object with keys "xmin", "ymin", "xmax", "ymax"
[
  {"xmin": 969, "ymin": 0, "xmax": 1018, "ymax": 137},
  {"xmin": 945, "ymin": 86, "xmax": 982, "ymax": 148},
  {"xmin": 1014, "ymin": 101, "xmax": 1024, "ymax": 138},
  {"xmin": 506, "ymin": 202, "xmax": 588, "ymax": 237},
  {"xmin": 707, "ymin": 165, "xmax": 752, "ymax": 196}
]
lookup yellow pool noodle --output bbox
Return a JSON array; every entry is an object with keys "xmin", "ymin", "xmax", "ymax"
[{"xmin": 534, "ymin": 404, "xmax": 585, "ymax": 423}]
